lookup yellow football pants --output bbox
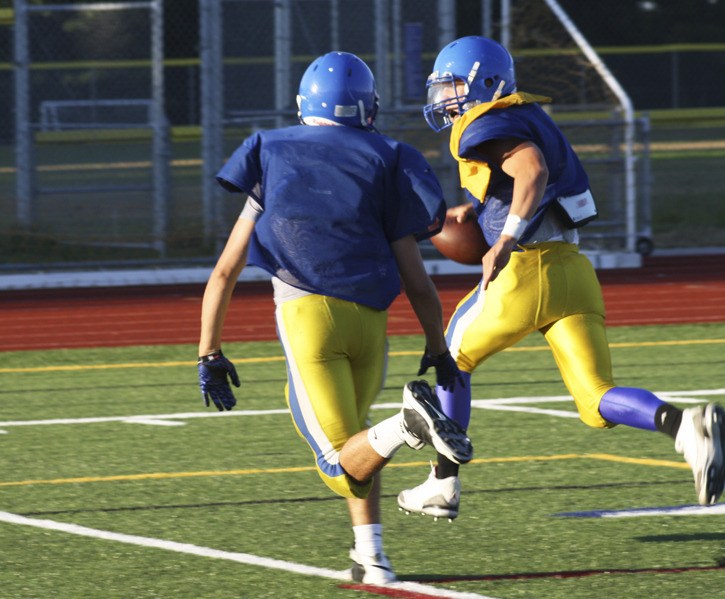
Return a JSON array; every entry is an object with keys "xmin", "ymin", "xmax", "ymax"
[
  {"xmin": 276, "ymin": 294, "xmax": 388, "ymax": 498},
  {"xmin": 447, "ymin": 242, "xmax": 616, "ymax": 428}
]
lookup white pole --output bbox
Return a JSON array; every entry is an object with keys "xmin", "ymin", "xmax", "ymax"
[{"xmin": 541, "ymin": 0, "xmax": 637, "ymax": 253}]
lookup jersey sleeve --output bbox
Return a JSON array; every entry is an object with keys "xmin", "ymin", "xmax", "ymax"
[
  {"xmin": 216, "ymin": 133, "xmax": 263, "ymax": 201},
  {"xmin": 386, "ymin": 144, "xmax": 446, "ymax": 242}
]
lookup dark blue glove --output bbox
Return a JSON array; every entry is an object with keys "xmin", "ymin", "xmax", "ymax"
[
  {"xmin": 417, "ymin": 348, "xmax": 463, "ymax": 392},
  {"xmin": 198, "ymin": 350, "xmax": 240, "ymax": 411}
]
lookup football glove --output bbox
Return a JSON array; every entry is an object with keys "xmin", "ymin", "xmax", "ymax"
[
  {"xmin": 198, "ymin": 350, "xmax": 240, "ymax": 411},
  {"xmin": 417, "ymin": 348, "xmax": 464, "ymax": 392}
]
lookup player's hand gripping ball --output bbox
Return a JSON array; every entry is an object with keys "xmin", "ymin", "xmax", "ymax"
[{"xmin": 431, "ymin": 209, "xmax": 489, "ymax": 265}]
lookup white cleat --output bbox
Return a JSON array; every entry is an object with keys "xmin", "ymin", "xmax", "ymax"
[
  {"xmin": 398, "ymin": 463, "xmax": 461, "ymax": 522},
  {"xmin": 675, "ymin": 403, "xmax": 725, "ymax": 506},
  {"xmin": 349, "ymin": 548, "xmax": 397, "ymax": 585},
  {"xmin": 400, "ymin": 380, "xmax": 473, "ymax": 465}
]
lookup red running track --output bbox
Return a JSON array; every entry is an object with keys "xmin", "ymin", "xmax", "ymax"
[{"xmin": 1, "ymin": 254, "xmax": 724, "ymax": 351}]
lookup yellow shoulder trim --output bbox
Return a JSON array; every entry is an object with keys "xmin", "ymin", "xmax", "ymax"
[
  {"xmin": 448, "ymin": 92, "xmax": 551, "ymax": 202},
  {"xmin": 449, "ymin": 92, "xmax": 551, "ymax": 158}
]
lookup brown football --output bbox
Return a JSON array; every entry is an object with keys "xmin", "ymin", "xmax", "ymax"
[{"xmin": 430, "ymin": 210, "xmax": 489, "ymax": 265}]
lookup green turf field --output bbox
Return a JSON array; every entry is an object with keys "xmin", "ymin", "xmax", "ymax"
[{"xmin": 2, "ymin": 323, "xmax": 725, "ymax": 598}]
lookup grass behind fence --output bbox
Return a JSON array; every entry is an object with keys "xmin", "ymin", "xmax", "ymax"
[{"xmin": 1, "ymin": 110, "xmax": 725, "ymax": 267}]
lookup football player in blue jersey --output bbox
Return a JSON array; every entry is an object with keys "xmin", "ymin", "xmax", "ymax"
[
  {"xmin": 197, "ymin": 51, "xmax": 472, "ymax": 585},
  {"xmin": 397, "ymin": 36, "xmax": 725, "ymax": 520}
]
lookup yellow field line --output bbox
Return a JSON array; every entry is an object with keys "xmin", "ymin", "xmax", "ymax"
[
  {"xmin": 585, "ymin": 453, "xmax": 688, "ymax": 469},
  {"xmin": 0, "ymin": 453, "xmax": 687, "ymax": 488},
  {"xmin": 0, "ymin": 356, "xmax": 286, "ymax": 374},
  {"xmin": 2, "ymin": 338, "xmax": 724, "ymax": 374}
]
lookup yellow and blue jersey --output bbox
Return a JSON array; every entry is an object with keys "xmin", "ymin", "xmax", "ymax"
[
  {"xmin": 441, "ymin": 94, "xmax": 615, "ymax": 429},
  {"xmin": 450, "ymin": 93, "xmax": 590, "ymax": 246}
]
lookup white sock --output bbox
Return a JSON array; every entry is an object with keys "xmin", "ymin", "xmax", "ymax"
[
  {"xmin": 353, "ymin": 523, "xmax": 384, "ymax": 557},
  {"xmin": 367, "ymin": 414, "xmax": 405, "ymax": 458}
]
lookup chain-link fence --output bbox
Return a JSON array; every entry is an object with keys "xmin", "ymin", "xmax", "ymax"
[
  {"xmin": 199, "ymin": 0, "xmax": 457, "ymax": 254},
  {"xmin": 5, "ymin": 0, "xmax": 723, "ymax": 273},
  {"xmin": 12, "ymin": 0, "xmax": 170, "ymax": 262},
  {"xmin": 199, "ymin": 0, "xmax": 650, "ymax": 260}
]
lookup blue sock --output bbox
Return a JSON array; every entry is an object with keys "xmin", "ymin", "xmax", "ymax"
[
  {"xmin": 598, "ymin": 387, "xmax": 666, "ymax": 431},
  {"xmin": 435, "ymin": 371, "xmax": 472, "ymax": 429}
]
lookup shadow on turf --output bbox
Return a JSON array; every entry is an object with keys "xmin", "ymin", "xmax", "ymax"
[
  {"xmin": 398, "ymin": 562, "xmax": 725, "ymax": 583},
  {"xmin": 20, "ymin": 477, "xmax": 690, "ymax": 517},
  {"xmin": 637, "ymin": 532, "xmax": 725, "ymax": 543}
]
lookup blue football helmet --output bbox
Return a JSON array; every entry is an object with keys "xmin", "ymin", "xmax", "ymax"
[
  {"xmin": 297, "ymin": 51, "xmax": 379, "ymax": 129},
  {"xmin": 424, "ymin": 36, "xmax": 517, "ymax": 132}
]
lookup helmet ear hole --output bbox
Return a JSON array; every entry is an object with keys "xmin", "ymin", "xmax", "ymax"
[{"xmin": 484, "ymin": 77, "xmax": 494, "ymax": 88}]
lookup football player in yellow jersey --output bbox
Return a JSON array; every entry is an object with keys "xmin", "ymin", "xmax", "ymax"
[{"xmin": 398, "ymin": 36, "xmax": 725, "ymax": 521}]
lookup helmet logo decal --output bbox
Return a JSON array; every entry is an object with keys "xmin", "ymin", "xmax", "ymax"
[
  {"xmin": 491, "ymin": 79, "xmax": 506, "ymax": 102},
  {"xmin": 467, "ymin": 61, "xmax": 480, "ymax": 85},
  {"xmin": 334, "ymin": 105, "xmax": 358, "ymax": 117}
]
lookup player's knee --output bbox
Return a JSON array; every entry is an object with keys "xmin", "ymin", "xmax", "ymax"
[
  {"xmin": 317, "ymin": 469, "xmax": 373, "ymax": 499},
  {"xmin": 571, "ymin": 383, "xmax": 616, "ymax": 429},
  {"xmin": 454, "ymin": 351, "xmax": 477, "ymax": 373},
  {"xmin": 574, "ymin": 393, "xmax": 617, "ymax": 429},
  {"xmin": 580, "ymin": 411, "xmax": 616, "ymax": 429}
]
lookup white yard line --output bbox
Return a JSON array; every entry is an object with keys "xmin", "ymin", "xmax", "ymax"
[
  {"xmin": 557, "ymin": 504, "xmax": 725, "ymax": 518},
  {"xmin": 1, "ymin": 390, "xmax": 723, "ymax": 432},
  {"xmin": 0, "ymin": 511, "xmax": 497, "ymax": 599}
]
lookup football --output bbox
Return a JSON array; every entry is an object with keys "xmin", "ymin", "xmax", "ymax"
[{"xmin": 430, "ymin": 209, "xmax": 489, "ymax": 265}]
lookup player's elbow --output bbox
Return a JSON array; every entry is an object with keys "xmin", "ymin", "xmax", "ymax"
[
  {"xmin": 532, "ymin": 160, "xmax": 549, "ymax": 189},
  {"xmin": 210, "ymin": 260, "xmax": 245, "ymax": 290},
  {"xmin": 402, "ymin": 277, "xmax": 439, "ymax": 308}
]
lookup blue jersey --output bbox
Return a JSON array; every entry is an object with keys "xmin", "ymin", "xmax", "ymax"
[
  {"xmin": 217, "ymin": 125, "xmax": 446, "ymax": 310},
  {"xmin": 457, "ymin": 102, "xmax": 590, "ymax": 245}
]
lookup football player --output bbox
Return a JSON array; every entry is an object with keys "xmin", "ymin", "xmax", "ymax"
[
  {"xmin": 398, "ymin": 36, "xmax": 725, "ymax": 520},
  {"xmin": 197, "ymin": 51, "xmax": 471, "ymax": 585}
]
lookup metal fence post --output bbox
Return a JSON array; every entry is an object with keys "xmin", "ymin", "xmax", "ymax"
[
  {"xmin": 200, "ymin": 0, "xmax": 224, "ymax": 248},
  {"xmin": 274, "ymin": 0, "xmax": 292, "ymax": 129},
  {"xmin": 438, "ymin": 0, "xmax": 455, "ymax": 48},
  {"xmin": 152, "ymin": 0, "xmax": 169, "ymax": 256},
  {"xmin": 374, "ymin": 0, "xmax": 390, "ymax": 124},
  {"xmin": 13, "ymin": 0, "xmax": 33, "ymax": 228}
]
